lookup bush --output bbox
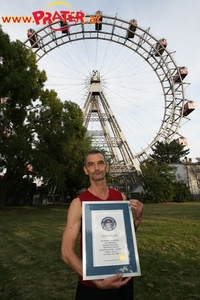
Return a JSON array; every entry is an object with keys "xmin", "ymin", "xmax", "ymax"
[{"xmin": 173, "ymin": 181, "xmax": 191, "ymax": 202}]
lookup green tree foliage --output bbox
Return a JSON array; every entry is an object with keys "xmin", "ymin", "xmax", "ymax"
[
  {"xmin": 172, "ymin": 180, "xmax": 191, "ymax": 202},
  {"xmin": 138, "ymin": 141, "xmax": 192, "ymax": 203},
  {"xmin": 29, "ymin": 92, "xmax": 91, "ymax": 198},
  {"xmin": 0, "ymin": 26, "xmax": 91, "ymax": 209},
  {"xmin": 138, "ymin": 160, "xmax": 176, "ymax": 202},
  {"xmin": 0, "ymin": 26, "xmax": 46, "ymax": 209},
  {"xmin": 150, "ymin": 140, "xmax": 190, "ymax": 163}
]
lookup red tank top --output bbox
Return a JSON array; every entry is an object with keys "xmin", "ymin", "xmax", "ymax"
[
  {"xmin": 79, "ymin": 187, "xmax": 123, "ymax": 202},
  {"xmin": 78, "ymin": 188, "xmax": 123, "ymax": 287}
]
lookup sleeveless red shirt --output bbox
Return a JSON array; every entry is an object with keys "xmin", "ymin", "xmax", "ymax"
[{"xmin": 78, "ymin": 188, "xmax": 123, "ymax": 287}]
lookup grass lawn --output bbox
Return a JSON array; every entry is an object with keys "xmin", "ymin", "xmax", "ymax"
[{"xmin": 0, "ymin": 202, "xmax": 199, "ymax": 300}]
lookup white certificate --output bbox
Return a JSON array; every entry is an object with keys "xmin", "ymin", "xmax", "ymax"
[{"xmin": 92, "ymin": 210, "xmax": 129, "ymax": 266}]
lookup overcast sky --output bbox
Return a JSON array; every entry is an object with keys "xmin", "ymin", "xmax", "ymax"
[{"xmin": 1, "ymin": 0, "xmax": 200, "ymax": 161}]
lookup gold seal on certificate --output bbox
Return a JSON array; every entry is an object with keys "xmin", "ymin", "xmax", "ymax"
[
  {"xmin": 120, "ymin": 254, "xmax": 125, "ymax": 261},
  {"xmin": 82, "ymin": 201, "xmax": 141, "ymax": 280}
]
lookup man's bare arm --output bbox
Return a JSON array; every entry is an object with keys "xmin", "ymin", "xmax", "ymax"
[{"xmin": 61, "ymin": 198, "xmax": 83, "ymax": 276}]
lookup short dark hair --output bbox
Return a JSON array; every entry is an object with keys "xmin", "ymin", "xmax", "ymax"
[{"xmin": 84, "ymin": 149, "xmax": 107, "ymax": 166}]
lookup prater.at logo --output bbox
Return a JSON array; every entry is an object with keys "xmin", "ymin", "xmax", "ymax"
[{"xmin": 32, "ymin": 1, "xmax": 102, "ymax": 31}]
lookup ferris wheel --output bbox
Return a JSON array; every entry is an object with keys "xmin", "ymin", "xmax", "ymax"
[{"xmin": 24, "ymin": 13, "xmax": 195, "ymax": 175}]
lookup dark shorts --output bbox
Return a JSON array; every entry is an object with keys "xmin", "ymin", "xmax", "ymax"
[{"xmin": 75, "ymin": 279, "xmax": 134, "ymax": 300}]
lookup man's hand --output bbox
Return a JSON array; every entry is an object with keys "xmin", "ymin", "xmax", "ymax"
[
  {"xmin": 92, "ymin": 274, "xmax": 132, "ymax": 289},
  {"xmin": 129, "ymin": 199, "xmax": 143, "ymax": 229}
]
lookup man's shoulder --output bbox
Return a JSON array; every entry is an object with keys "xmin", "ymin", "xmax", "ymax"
[
  {"xmin": 78, "ymin": 189, "xmax": 94, "ymax": 201},
  {"xmin": 70, "ymin": 197, "xmax": 81, "ymax": 207},
  {"xmin": 108, "ymin": 187, "xmax": 124, "ymax": 200}
]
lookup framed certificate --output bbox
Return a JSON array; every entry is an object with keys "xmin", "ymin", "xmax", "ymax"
[{"xmin": 82, "ymin": 201, "xmax": 141, "ymax": 280}]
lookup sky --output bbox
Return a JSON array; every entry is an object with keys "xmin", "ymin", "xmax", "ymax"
[{"xmin": 1, "ymin": 0, "xmax": 200, "ymax": 161}]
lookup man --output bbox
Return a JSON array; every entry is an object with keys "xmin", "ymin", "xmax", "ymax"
[{"xmin": 61, "ymin": 149, "xmax": 143, "ymax": 300}]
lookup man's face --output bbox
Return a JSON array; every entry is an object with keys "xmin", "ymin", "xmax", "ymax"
[{"xmin": 84, "ymin": 153, "xmax": 109, "ymax": 181}]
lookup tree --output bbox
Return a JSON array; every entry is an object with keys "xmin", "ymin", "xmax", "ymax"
[
  {"xmin": 0, "ymin": 26, "xmax": 46, "ymax": 209},
  {"xmin": 172, "ymin": 180, "xmax": 191, "ymax": 202},
  {"xmin": 0, "ymin": 26, "xmax": 91, "ymax": 209},
  {"xmin": 138, "ymin": 140, "xmax": 192, "ymax": 203},
  {"xmin": 150, "ymin": 140, "xmax": 190, "ymax": 164},
  {"xmin": 29, "ymin": 91, "xmax": 91, "ymax": 199},
  {"xmin": 138, "ymin": 160, "xmax": 177, "ymax": 202}
]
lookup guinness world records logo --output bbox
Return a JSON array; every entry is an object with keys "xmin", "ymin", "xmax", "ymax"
[{"xmin": 101, "ymin": 217, "xmax": 117, "ymax": 231}]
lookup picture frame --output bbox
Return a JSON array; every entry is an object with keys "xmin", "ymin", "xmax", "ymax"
[{"xmin": 82, "ymin": 201, "xmax": 141, "ymax": 280}]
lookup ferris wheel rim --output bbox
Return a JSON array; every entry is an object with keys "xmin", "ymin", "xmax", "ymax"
[{"xmin": 24, "ymin": 15, "xmax": 188, "ymax": 161}]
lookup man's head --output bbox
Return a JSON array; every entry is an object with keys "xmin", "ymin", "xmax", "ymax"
[
  {"xmin": 84, "ymin": 149, "xmax": 107, "ymax": 166},
  {"xmin": 83, "ymin": 150, "xmax": 109, "ymax": 181}
]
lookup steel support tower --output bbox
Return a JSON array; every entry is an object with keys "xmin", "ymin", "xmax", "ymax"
[{"xmin": 82, "ymin": 70, "xmax": 140, "ymax": 182}]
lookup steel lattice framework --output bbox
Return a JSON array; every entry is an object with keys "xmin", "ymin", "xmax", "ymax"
[
  {"xmin": 24, "ymin": 15, "xmax": 190, "ymax": 178},
  {"xmin": 82, "ymin": 71, "xmax": 141, "ymax": 176}
]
